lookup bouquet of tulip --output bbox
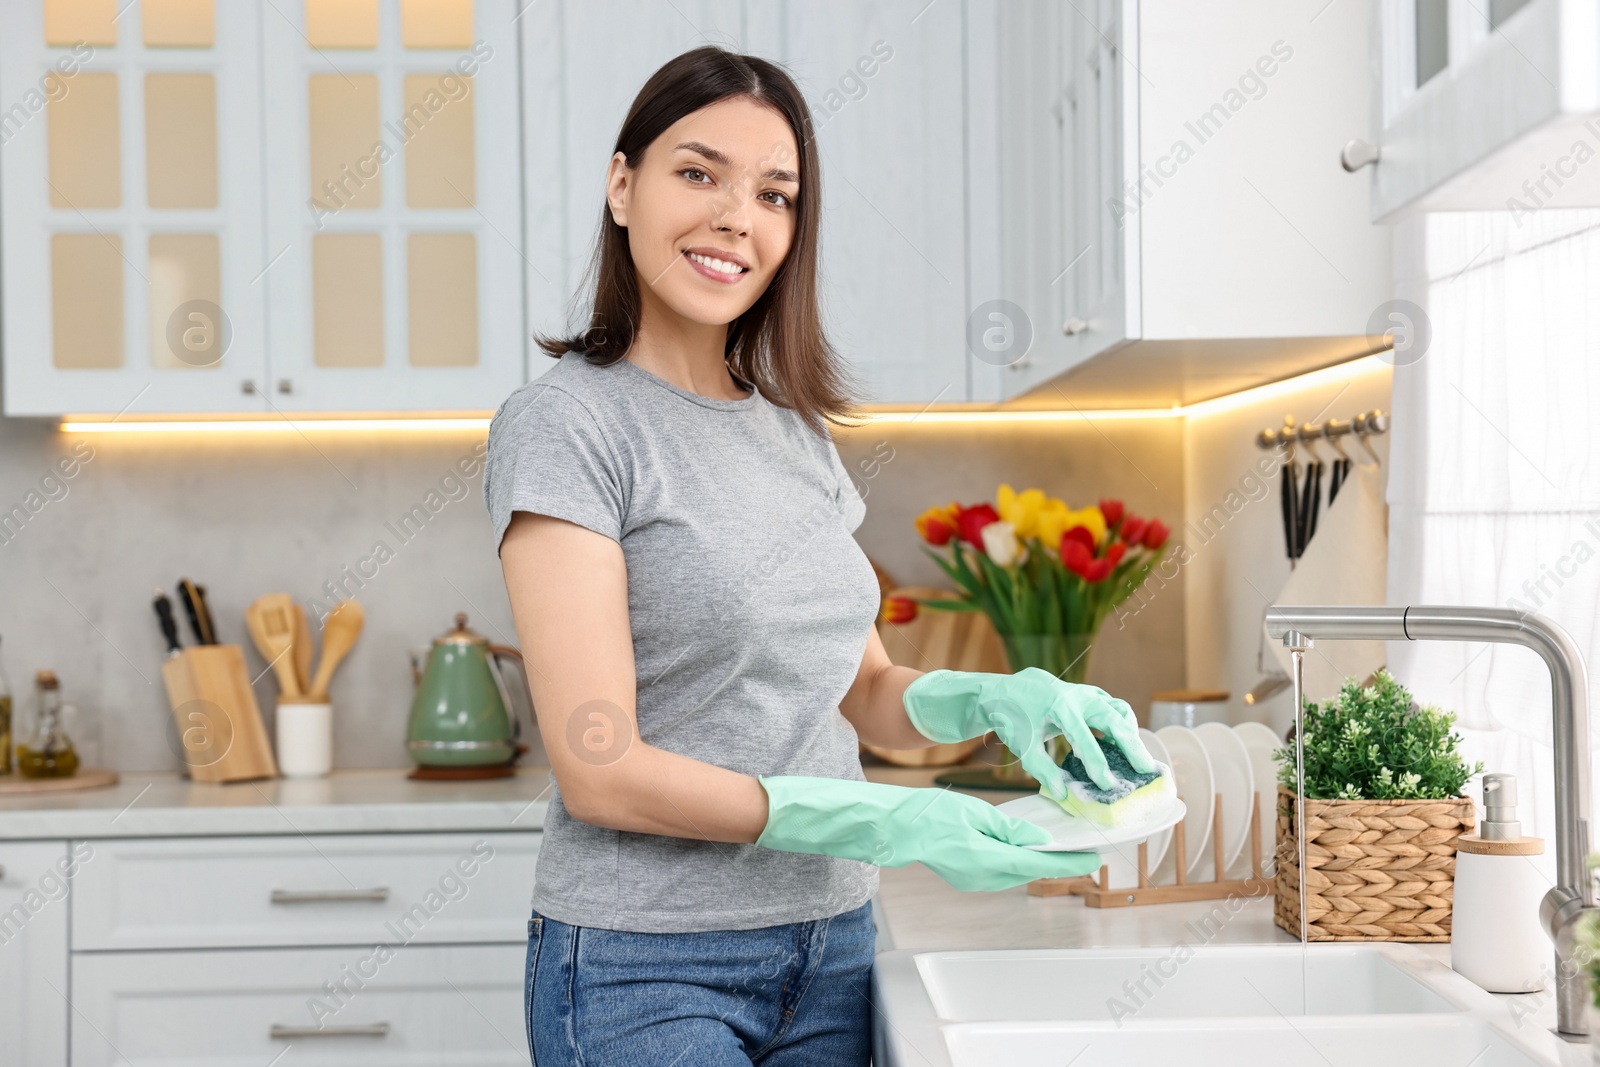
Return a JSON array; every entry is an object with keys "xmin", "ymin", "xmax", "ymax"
[{"xmin": 883, "ymin": 485, "xmax": 1171, "ymax": 780}]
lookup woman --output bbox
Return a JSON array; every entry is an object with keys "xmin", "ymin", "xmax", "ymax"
[{"xmin": 486, "ymin": 45, "xmax": 1155, "ymax": 1066}]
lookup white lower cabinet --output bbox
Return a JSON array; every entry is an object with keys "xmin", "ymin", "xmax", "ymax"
[
  {"xmin": 70, "ymin": 943, "xmax": 526, "ymax": 1066},
  {"xmin": 72, "ymin": 832, "xmax": 539, "ymax": 951},
  {"xmin": 6, "ymin": 829, "xmax": 543, "ymax": 1063},
  {"xmin": 0, "ymin": 841, "xmax": 76, "ymax": 1067}
]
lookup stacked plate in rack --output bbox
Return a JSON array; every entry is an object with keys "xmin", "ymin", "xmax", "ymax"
[{"xmin": 1083, "ymin": 722, "xmax": 1285, "ymax": 887}]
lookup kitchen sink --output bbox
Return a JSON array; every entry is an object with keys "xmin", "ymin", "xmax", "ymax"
[{"xmin": 873, "ymin": 945, "xmax": 1576, "ymax": 1067}]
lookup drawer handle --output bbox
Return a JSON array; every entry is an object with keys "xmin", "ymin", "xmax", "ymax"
[
  {"xmin": 270, "ymin": 887, "xmax": 390, "ymax": 904},
  {"xmin": 270, "ymin": 1023, "xmax": 390, "ymax": 1039}
]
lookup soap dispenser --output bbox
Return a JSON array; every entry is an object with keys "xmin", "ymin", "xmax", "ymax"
[{"xmin": 1450, "ymin": 773, "xmax": 1548, "ymax": 993}]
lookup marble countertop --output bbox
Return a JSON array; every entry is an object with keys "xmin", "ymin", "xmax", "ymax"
[{"xmin": 0, "ymin": 766, "xmax": 553, "ymax": 839}]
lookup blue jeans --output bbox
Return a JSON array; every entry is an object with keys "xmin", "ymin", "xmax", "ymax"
[{"xmin": 524, "ymin": 900, "xmax": 876, "ymax": 1065}]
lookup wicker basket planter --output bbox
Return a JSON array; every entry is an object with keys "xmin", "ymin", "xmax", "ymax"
[{"xmin": 1273, "ymin": 784, "xmax": 1476, "ymax": 942}]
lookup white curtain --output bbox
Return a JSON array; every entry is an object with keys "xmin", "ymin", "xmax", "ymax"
[{"xmin": 1388, "ymin": 208, "xmax": 1600, "ymax": 884}]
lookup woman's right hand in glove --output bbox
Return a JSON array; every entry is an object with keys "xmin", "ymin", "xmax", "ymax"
[{"xmin": 754, "ymin": 774, "xmax": 1100, "ymax": 891}]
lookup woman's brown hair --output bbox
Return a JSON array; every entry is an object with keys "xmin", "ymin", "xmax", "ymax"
[{"xmin": 534, "ymin": 45, "xmax": 862, "ymax": 435}]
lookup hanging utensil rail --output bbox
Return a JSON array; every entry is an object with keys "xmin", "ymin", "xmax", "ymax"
[{"xmin": 1255, "ymin": 409, "xmax": 1389, "ymax": 450}]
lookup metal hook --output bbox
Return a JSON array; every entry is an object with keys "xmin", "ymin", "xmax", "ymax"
[
  {"xmin": 1321, "ymin": 419, "xmax": 1352, "ymax": 462},
  {"xmin": 1354, "ymin": 411, "xmax": 1382, "ymax": 465},
  {"xmin": 1298, "ymin": 424, "xmax": 1327, "ymax": 464}
]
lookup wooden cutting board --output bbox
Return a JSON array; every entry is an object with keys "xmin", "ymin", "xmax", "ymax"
[
  {"xmin": 0, "ymin": 767, "xmax": 119, "ymax": 794},
  {"xmin": 863, "ymin": 585, "xmax": 1008, "ymax": 767}
]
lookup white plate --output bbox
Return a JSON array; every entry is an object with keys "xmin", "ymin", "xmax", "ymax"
[
  {"xmin": 1230, "ymin": 721, "xmax": 1287, "ymax": 879},
  {"xmin": 1154, "ymin": 725, "xmax": 1215, "ymax": 880},
  {"xmin": 1133, "ymin": 728, "xmax": 1175, "ymax": 877},
  {"xmin": 1193, "ymin": 721, "xmax": 1254, "ymax": 875},
  {"xmin": 996, "ymin": 761, "xmax": 1187, "ymax": 853}
]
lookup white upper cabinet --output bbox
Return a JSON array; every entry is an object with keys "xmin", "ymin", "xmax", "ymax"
[
  {"xmin": 1, "ymin": 0, "xmax": 268, "ymax": 417},
  {"xmin": 1, "ymin": 0, "xmax": 525, "ymax": 418},
  {"xmin": 973, "ymin": 0, "xmax": 1394, "ymax": 407},
  {"xmin": 4, "ymin": 0, "xmax": 1398, "ymax": 414},
  {"xmin": 262, "ymin": 0, "xmax": 525, "ymax": 413},
  {"xmin": 764, "ymin": 1, "xmax": 972, "ymax": 407},
  {"xmin": 1362, "ymin": 0, "xmax": 1600, "ymax": 219}
]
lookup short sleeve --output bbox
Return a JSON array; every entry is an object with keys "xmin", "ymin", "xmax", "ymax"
[
  {"xmin": 484, "ymin": 383, "xmax": 625, "ymax": 552},
  {"xmin": 826, "ymin": 436, "xmax": 866, "ymax": 535}
]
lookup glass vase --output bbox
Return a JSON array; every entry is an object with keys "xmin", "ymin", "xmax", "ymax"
[{"xmin": 987, "ymin": 631, "xmax": 1097, "ymax": 786}]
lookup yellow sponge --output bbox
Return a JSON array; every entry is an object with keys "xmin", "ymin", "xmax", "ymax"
[{"xmin": 1052, "ymin": 742, "xmax": 1175, "ymax": 829}]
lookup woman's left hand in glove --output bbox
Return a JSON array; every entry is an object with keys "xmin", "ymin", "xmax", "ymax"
[{"xmin": 900, "ymin": 667, "xmax": 1156, "ymax": 801}]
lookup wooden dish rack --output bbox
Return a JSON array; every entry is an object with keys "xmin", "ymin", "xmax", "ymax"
[{"xmin": 1027, "ymin": 789, "xmax": 1274, "ymax": 906}]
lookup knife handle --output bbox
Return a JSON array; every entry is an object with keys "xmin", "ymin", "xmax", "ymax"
[
  {"xmin": 178, "ymin": 579, "xmax": 214, "ymax": 646},
  {"xmin": 153, "ymin": 591, "xmax": 181, "ymax": 655}
]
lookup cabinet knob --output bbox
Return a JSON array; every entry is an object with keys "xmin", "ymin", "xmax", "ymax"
[
  {"xmin": 241, "ymin": 380, "xmax": 257, "ymax": 395},
  {"xmin": 1062, "ymin": 316, "xmax": 1090, "ymax": 336},
  {"xmin": 277, "ymin": 379, "xmax": 294, "ymax": 395},
  {"xmin": 1340, "ymin": 139, "xmax": 1381, "ymax": 173}
]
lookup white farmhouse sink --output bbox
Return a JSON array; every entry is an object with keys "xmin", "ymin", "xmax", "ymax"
[{"xmin": 873, "ymin": 945, "xmax": 1577, "ymax": 1067}]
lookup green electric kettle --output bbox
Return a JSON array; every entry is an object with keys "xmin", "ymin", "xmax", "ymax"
[{"xmin": 406, "ymin": 613, "xmax": 533, "ymax": 778}]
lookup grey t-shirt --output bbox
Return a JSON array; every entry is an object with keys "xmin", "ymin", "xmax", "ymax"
[{"xmin": 484, "ymin": 349, "xmax": 880, "ymax": 933}]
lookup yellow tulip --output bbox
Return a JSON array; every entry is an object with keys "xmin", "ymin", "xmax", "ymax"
[
  {"xmin": 1036, "ymin": 498, "xmax": 1072, "ymax": 546},
  {"xmin": 996, "ymin": 483, "xmax": 1049, "ymax": 541},
  {"xmin": 1060, "ymin": 505, "xmax": 1107, "ymax": 546}
]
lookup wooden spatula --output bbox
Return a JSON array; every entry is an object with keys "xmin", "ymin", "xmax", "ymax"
[
  {"xmin": 309, "ymin": 599, "xmax": 364, "ymax": 701},
  {"xmin": 291, "ymin": 602, "xmax": 313, "ymax": 696},
  {"xmin": 245, "ymin": 594, "xmax": 301, "ymax": 699}
]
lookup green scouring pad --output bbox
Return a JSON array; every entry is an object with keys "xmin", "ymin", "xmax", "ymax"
[{"xmin": 1051, "ymin": 741, "xmax": 1175, "ymax": 829}]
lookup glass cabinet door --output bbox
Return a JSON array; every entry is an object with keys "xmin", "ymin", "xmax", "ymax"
[
  {"xmin": 1, "ymin": 0, "xmax": 268, "ymax": 416},
  {"xmin": 262, "ymin": 0, "xmax": 525, "ymax": 414}
]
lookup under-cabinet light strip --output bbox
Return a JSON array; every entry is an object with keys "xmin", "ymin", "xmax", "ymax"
[
  {"xmin": 59, "ymin": 417, "xmax": 495, "ymax": 434},
  {"xmin": 56, "ymin": 355, "xmax": 1390, "ymax": 433}
]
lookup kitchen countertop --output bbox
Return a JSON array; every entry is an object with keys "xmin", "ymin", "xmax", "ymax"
[
  {"xmin": 0, "ymin": 759, "xmax": 1580, "ymax": 1048},
  {"xmin": 0, "ymin": 766, "xmax": 553, "ymax": 839}
]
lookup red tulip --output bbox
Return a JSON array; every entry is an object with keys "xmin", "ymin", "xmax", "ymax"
[
  {"xmin": 1142, "ymin": 519, "xmax": 1170, "ymax": 550},
  {"xmin": 1098, "ymin": 498, "xmax": 1125, "ymax": 526},
  {"xmin": 1120, "ymin": 516, "xmax": 1148, "ymax": 545},
  {"xmin": 1082, "ymin": 557, "xmax": 1113, "ymax": 582},
  {"xmin": 1060, "ymin": 525, "xmax": 1096, "ymax": 555},
  {"xmin": 1061, "ymin": 538, "xmax": 1093, "ymax": 576},
  {"xmin": 955, "ymin": 503, "xmax": 1000, "ymax": 547},
  {"xmin": 1105, "ymin": 542, "xmax": 1127, "ymax": 567},
  {"xmin": 880, "ymin": 595, "xmax": 918, "ymax": 624}
]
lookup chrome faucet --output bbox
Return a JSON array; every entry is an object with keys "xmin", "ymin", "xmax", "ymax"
[{"xmin": 1265, "ymin": 605, "xmax": 1595, "ymax": 1038}]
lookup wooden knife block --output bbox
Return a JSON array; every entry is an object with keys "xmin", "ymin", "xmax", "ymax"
[{"xmin": 160, "ymin": 645, "xmax": 279, "ymax": 783}]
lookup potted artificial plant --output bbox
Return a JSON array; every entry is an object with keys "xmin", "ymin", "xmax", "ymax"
[{"xmin": 1273, "ymin": 668, "xmax": 1484, "ymax": 942}]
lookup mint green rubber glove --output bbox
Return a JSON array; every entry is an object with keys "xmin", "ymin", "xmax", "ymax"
[
  {"xmin": 901, "ymin": 667, "xmax": 1156, "ymax": 802},
  {"xmin": 754, "ymin": 775, "xmax": 1100, "ymax": 891}
]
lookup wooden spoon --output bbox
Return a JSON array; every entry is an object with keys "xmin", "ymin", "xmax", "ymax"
[
  {"xmin": 245, "ymin": 594, "xmax": 301, "ymax": 698},
  {"xmin": 309, "ymin": 599, "xmax": 364, "ymax": 700}
]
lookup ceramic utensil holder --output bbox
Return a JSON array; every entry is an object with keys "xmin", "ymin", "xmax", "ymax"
[
  {"xmin": 160, "ymin": 645, "xmax": 278, "ymax": 783},
  {"xmin": 276, "ymin": 699, "xmax": 332, "ymax": 778}
]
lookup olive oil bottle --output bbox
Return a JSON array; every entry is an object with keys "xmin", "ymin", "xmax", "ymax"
[
  {"xmin": 0, "ymin": 637, "xmax": 11, "ymax": 776},
  {"xmin": 17, "ymin": 669, "xmax": 78, "ymax": 779}
]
